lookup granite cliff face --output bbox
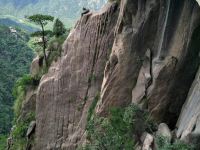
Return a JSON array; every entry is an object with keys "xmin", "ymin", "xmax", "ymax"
[
  {"xmin": 36, "ymin": 3, "xmax": 118, "ymax": 149},
  {"xmin": 17, "ymin": 0, "xmax": 200, "ymax": 149},
  {"xmin": 97, "ymin": 0, "xmax": 200, "ymax": 127}
]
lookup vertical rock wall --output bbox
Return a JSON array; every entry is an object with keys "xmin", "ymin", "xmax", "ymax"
[
  {"xmin": 96, "ymin": 0, "xmax": 200, "ymax": 129},
  {"xmin": 176, "ymin": 66, "xmax": 200, "ymax": 142},
  {"xmin": 34, "ymin": 0, "xmax": 200, "ymax": 149},
  {"xmin": 35, "ymin": 3, "xmax": 118, "ymax": 150}
]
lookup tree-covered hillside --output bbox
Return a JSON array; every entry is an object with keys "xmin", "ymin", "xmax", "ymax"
[
  {"xmin": 0, "ymin": 18, "xmax": 38, "ymax": 32},
  {"xmin": 0, "ymin": 25, "xmax": 34, "ymax": 136},
  {"xmin": 0, "ymin": 0, "xmax": 106, "ymax": 27}
]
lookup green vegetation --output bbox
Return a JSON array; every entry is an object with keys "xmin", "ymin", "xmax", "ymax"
[
  {"xmin": 27, "ymin": 15, "xmax": 69, "ymax": 70},
  {"xmin": 11, "ymin": 112, "xmax": 35, "ymax": 150},
  {"xmin": 53, "ymin": 18, "xmax": 67, "ymax": 38},
  {"xmin": 156, "ymin": 135, "xmax": 195, "ymax": 150},
  {"xmin": 0, "ymin": 25, "xmax": 34, "ymax": 136},
  {"xmin": 0, "ymin": 134, "xmax": 7, "ymax": 150},
  {"xmin": 8, "ymin": 17, "xmax": 69, "ymax": 149},
  {"xmin": 11, "ymin": 73, "xmax": 38, "ymax": 150},
  {"xmin": 87, "ymin": 93, "xmax": 100, "ymax": 122},
  {"xmin": 83, "ymin": 101, "xmax": 194, "ymax": 150},
  {"xmin": 0, "ymin": 17, "xmax": 38, "ymax": 32},
  {"xmin": 84, "ymin": 104, "xmax": 157, "ymax": 150},
  {"xmin": 28, "ymin": 14, "xmax": 54, "ymax": 66},
  {"xmin": 47, "ymin": 35, "xmax": 67, "ymax": 65},
  {"xmin": 13, "ymin": 74, "xmax": 39, "ymax": 120}
]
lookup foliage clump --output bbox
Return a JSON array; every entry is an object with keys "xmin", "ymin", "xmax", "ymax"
[
  {"xmin": 53, "ymin": 18, "xmax": 67, "ymax": 37},
  {"xmin": 27, "ymin": 14, "xmax": 54, "ymax": 66},
  {"xmin": 156, "ymin": 135, "xmax": 195, "ymax": 150},
  {"xmin": 87, "ymin": 93, "xmax": 100, "ymax": 122},
  {"xmin": 11, "ymin": 74, "xmax": 37, "ymax": 150},
  {"xmin": 11, "ymin": 112, "xmax": 35, "ymax": 150},
  {"xmin": 83, "ymin": 104, "xmax": 157, "ymax": 150},
  {"xmin": 28, "ymin": 16, "xmax": 69, "ymax": 72},
  {"xmin": 0, "ymin": 134, "xmax": 7, "ymax": 150},
  {"xmin": 13, "ymin": 74, "xmax": 39, "ymax": 120}
]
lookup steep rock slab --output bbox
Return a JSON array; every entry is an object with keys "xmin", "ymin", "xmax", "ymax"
[
  {"xmin": 96, "ymin": 0, "xmax": 161, "ymax": 115},
  {"xmin": 96, "ymin": 0, "xmax": 200, "ymax": 128},
  {"xmin": 35, "ymin": 2, "xmax": 118, "ymax": 150},
  {"xmin": 176, "ymin": 66, "xmax": 200, "ymax": 140}
]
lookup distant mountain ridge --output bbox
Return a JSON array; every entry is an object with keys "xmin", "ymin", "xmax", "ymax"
[
  {"xmin": 0, "ymin": 0, "xmax": 107, "ymax": 27},
  {"xmin": 0, "ymin": 18, "xmax": 38, "ymax": 32},
  {"xmin": 4, "ymin": 0, "xmax": 39, "ymax": 8}
]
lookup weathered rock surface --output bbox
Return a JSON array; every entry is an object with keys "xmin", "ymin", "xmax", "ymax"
[
  {"xmin": 21, "ymin": 86, "xmax": 37, "ymax": 120},
  {"xmin": 156, "ymin": 123, "xmax": 172, "ymax": 141},
  {"xmin": 30, "ymin": 56, "xmax": 40, "ymax": 76},
  {"xmin": 176, "ymin": 67, "xmax": 200, "ymax": 140},
  {"xmin": 23, "ymin": 0, "xmax": 200, "ymax": 149},
  {"xmin": 141, "ymin": 132, "xmax": 154, "ymax": 150},
  {"xmin": 26, "ymin": 121, "xmax": 36, "ymax": 138},
  {"xmin": 96, "ymin": 0, "xmax": 200, "ymax": 129},
  {"xmin": 35, "ymin": 2, "xmax": 118, "ymax": 150}
]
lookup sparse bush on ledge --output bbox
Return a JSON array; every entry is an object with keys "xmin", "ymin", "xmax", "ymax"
[
  {"xmin": 155, "ymin": 135, "xmax": 195, "ymax": 150},
  {"xmin": 11, "ymin": 112, "xmax": 35, "ymax": 150},
  {"xmin": 12, "ymin": 74, "xmax": 37, "ymax": 150},
  {"xmin": 13, "ymin": 74, "xmax": 39, "ymax": 120},
  {"xmin": 82, "ymin": 104, "xmax": 157, "ymax": 150}
]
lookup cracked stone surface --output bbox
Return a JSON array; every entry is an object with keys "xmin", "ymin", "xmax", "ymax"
[
  {"xmin": 32, "ymin": 0, "xmax": 200, "ymax": 149},
  {"xmin": 35, "ymin": 2, "xmax": 118, "ymax": 150}
]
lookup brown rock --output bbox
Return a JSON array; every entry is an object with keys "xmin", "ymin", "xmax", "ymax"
[
  {"xmin": 30, "ymin": 56, "xmax": 40, "ymax": 76},
  {"xmin": 35, "ymin": 2, "xmax": 118, "ymax": 149},
  {"xmin": 96, "ymin": 0, "xmax": 200, "ymax": 129},
  {"xmin": 27, "ymin": 0, "xmax": 200, "ymax": 149}
]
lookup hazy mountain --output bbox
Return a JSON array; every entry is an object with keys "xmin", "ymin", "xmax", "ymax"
[
  {"xmin": 0, "ymin": 0, "xmax": 107, "ymax": 27},
  {"xmin": 0, "ymin": 18, "xmax": 38, "ymax": 32}
]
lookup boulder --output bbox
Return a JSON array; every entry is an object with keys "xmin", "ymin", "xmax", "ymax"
[
  {"xmin": 30, "ymin": 56, "xmax": 40, "ymax": 76},
  {"xmin": 141, "ymin": 132, "xmax": 154, "ymax": 150},
  {"xmin": 156, "ymin": 123, "xmax": 172, "ymax": 141},
  {"xmin": 26, "ymin": 121, "xmax": 36, "ymax": 139}
]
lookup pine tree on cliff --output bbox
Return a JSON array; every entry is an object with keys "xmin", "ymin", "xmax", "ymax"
[
  {"xmin": 53, "ymin": 18, "xmax": 66, "ymax": 37},
  {"xmin": 27, "ymin": 14, "xmax": 54, "ymax": 66}
]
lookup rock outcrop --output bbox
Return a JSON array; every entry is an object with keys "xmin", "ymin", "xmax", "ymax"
[
  {"xmin": 35, "ymin": 2, "xmax": 118, "ymax": 149},
  {"xmin": 16, "ymin": 0, "xmax": 200, "ymax": 149},
  {"xmin": 176, "ymin": 66, "xmax": 200, "ymax": 143},
  {"xmin": 96, "ymin": 0, "xmax": 200, "ymax": 129},
  {"xmin": 156, "ymin": 123, "xmax": 172, "ymax": 141}
]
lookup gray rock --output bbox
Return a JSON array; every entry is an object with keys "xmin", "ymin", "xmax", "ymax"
[
  {"xmin": 30, "ymin": 56, "xmax": 40, "ymax": 76},
  {"xmin": 156, "ymin": 123, "xmax": 172, "ymax": 141},
  {"xmin": 142, "ymin": 133, "xmax": 154, "ymax": 150},
  {"xmin": 26, "ymin": 121, "xmax": 36, "ymax": 138},
  {"xmin": 177, "ymin": 67, "xmax": 200, "ymax": 140}
]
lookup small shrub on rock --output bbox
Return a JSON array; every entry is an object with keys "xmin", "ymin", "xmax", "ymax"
[{"xmin": 83, "ymin": 104, "xmax": 157, "ymax": 150}]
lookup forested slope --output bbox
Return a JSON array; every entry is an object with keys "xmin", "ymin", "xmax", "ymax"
[{"xmin": 0, "ymin": 25, "xmax": 34, "ymax": 135}]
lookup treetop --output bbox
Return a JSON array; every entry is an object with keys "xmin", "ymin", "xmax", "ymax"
[{"xmin": 27, "ymin": 14, "xmax": 54, "ymax": 26}]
